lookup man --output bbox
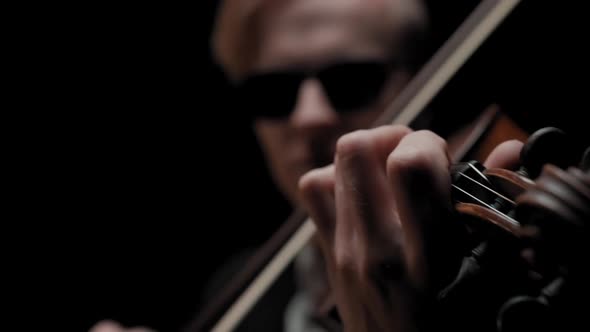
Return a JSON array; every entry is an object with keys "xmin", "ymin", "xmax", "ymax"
[
  {"xmin": 211, "ymin": 0, "xmax": 431, "ymax": 330},
  {"xmin": 91, "ymin": 0, "xmax": 527, "ymax": 330},
  {"xmin": 211, "ymin": 1, "xmax": 533, "ymax": 331}
]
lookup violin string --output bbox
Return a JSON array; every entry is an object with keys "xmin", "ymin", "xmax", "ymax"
[
  {"xmin": 452, "ymin": 184, "xmax": 520, "ymax": 227},
  {"xmin": 457, "ymin": 170, "xmax": 516, "ymax": 206},
  {"xmin": 468, "ymin": 162, "xmax": 490, "ymax": 181}
]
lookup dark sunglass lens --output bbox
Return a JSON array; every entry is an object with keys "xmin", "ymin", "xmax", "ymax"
[
  {"xmin": 238, "ymin": 73, "xmax": 301, "ymax": 119},
  {"xmin": 320, "ymin": 62, "xmax": 388, "ymax": 111}
]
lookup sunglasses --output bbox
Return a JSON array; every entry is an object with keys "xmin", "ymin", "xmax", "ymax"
[{"xmin": 235, "ymin": 61, "xmax": 393, "ymax": 119}]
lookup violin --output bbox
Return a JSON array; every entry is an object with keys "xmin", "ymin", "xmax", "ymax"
[
  {"xmin": 189, "ymin": 0, "xmax": 589, "ymax": 330},
  {"xmin": 441, "ymin": 126, "xmax": 589, "ymax": 332}
]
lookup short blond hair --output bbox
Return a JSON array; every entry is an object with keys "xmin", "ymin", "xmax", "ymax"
[
  {"xmin": 211, "ymin": 0, "xmax": 427, "ymax": 81},
  {"xmin": 210, "ymin": 0, "xmax": 269, "ymax": 82}
]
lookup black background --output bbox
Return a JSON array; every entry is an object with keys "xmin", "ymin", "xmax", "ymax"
[
  {"xmin": 18, "ymin": 2, "xmax": 292, "ymax": 331},
  {"xmin": 11, "ymin": 1, "xmax": 588, "ymax": 331}
]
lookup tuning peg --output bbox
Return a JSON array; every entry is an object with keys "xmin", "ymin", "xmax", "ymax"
[
  {"xmin": 496, "ymin": 277, "xmax": 563, "ymax": 332},
  {"xmin": 518, "ymin": 127, "xmax": 579, "ymax": 179},
  {"xmin": 484, "ymin": 127, "xmax": 581, "ymax": 200}
]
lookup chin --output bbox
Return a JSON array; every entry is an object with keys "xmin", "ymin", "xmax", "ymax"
[
  {"xmin": 283, "ymin": 175, "xmax": 306, "ymax": 207},
  {"xmin": 286, "ymin": 181, "xmax": 303, "ymax": 207},
  {"xmin": 277, "ymin": 162, "xmax": 315, "ymax": 207}
]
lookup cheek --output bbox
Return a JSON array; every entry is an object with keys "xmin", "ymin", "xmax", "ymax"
[
  {"xmin": 254, "ymin": 119, "xmax": 301, "ymax": 203},
  {"xmin": 254, "ymin": 119, "xmax": 289, "ymax": 159}
]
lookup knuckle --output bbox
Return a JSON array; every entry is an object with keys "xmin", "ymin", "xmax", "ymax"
[
  {"xmin": 336, "ymin": 130, "xmax": 373, "ymax": 159},
  {"xmin": 298, "ymin": 166, "xmax": 333, "ymax": 198},
  {"xmin": 334, "ymin": 248, "xmax": 357, "ymax": 275},
  {"xmin": 298, "ymin": 168, "xmax": 324, "ymax": 196},
  {"xmin": 386, "ymin": 131, "xmax": 446, "ymax": 176},
  {"xmin": 416, "ymin": 130, "xmax": 447, "ymax": 149},
  {"xmin": 387, "ymin": 145, "xmax": 431, "ymax": 176},
  {"xmin": 425, "ymin": 129, "xmax": 445, "ymax": 141},
  {"xmin": 383, "ymin": 124, "xmax": 413, "ymax": 137}
]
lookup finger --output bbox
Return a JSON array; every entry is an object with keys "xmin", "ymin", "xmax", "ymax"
[
  {"xmin": 334, "ymin": 125, "xmax": 412, "ymax": 244},
  {"xmin": 89, "ymin": 320, "xmax": 123, "ymax": 332},
  {"xmin": 299, "ymin": 165, "xmax": 336, "ymax": 245},
  {"xmin": 387, "ymin": 130, "xmax": 458, "ymax": 291},
  {"xmin": 483, "ymin": 139, "xmax": 524, "ymax": 170}
]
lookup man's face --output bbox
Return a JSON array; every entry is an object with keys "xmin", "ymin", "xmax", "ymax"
[{"xmin": 246, "ymin": 0, "xmax": 412, "ymax": 205}]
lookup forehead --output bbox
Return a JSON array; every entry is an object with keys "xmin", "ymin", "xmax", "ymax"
[{"xmin": 253, "ymin": 0, "xmax": 398, "ymax": 72}]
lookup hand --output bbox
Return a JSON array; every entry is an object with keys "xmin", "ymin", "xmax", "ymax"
[
  {"xmin": 299, "ymin": 125, "xmax": 523, "ymax": 331},
  {"xmin": 89, "ymin": 320, "xmax": 156, "ymax": 332}
]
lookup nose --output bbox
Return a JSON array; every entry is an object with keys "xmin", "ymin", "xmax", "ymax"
[{"xmin": 290, "ymin": 78, "xmax": 339, "ymax": 134}]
